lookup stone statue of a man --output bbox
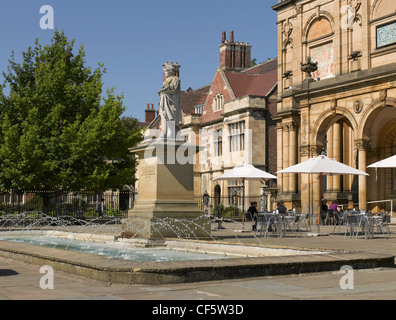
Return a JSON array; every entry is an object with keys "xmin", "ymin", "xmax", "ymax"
[{"xmin": 158, "ymin": 62, "xmax": 182, "ymax": 139}]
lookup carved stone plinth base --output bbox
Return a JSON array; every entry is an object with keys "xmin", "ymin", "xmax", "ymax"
[{"xmin": 122, "ymin": 140, "xmax": 211, "ymax": 239}]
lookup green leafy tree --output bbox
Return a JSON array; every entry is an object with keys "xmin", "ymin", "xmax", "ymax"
[{"xmin": 0, "ymin": 30, "xmax": 142, "ymax": 193}]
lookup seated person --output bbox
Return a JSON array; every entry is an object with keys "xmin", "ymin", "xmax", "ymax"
[
  {"xmin": 248, "ymin": 201, "xmax": 258, "ymax": 231},
  {"xmin": 328, "ymin": 200, "xmax": 341, "ymax": 224},
  {"xmin": 277, "ymin": 200, "xmax": 287, "ymax": 216},
  {"xmin": 321, "ymin": 199, "xmax": 328, "ymax": 224},
  {"xmin": 329, "ymin": 200, "xmax": 340, "ymax": 212}
]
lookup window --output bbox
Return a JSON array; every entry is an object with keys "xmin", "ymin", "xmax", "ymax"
[
  {"xmin": 228, "ymin": 121, "xmax": 245, "ymax": 152},
  {"xmin": 377, "ymin": 21, "xmax": 396, "ymax": 49},
  {"xmin": 214, "ymin": 129, "xmax": 223, "ymax": 157},
  {"xmin": 306, "ymin": 18, "xmax": 334, "ymax": 80},
  {"xmin": 228, "ymin": 180, "xmax": 242, "ymax": 198},
  {"xmin": 213, "ymin": 94, "xmax": 223, "ymax": 111},
  {"xmin": 194, "ymin": 104, "xmax": 204, "ymax": 114}
]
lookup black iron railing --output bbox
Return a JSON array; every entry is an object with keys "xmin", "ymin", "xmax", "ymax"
[{"xmin": 0, "ymin": 190, "xmax": 136, "ymax": 218}]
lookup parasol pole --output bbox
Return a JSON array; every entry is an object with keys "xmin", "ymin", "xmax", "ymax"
[
  {"xmin": 242, "ymin": 178, "xmax": 245, "ymax": 229},
  {"xmin": 318, "ymin": 172, "xmax": 322, "ymax": 234}
]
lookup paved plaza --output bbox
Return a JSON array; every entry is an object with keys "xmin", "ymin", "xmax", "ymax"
[{"xmin": 1, "ymin": 222, "xmax": 396, "ymax": 301}]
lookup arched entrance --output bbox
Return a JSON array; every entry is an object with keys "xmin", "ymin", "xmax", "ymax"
[
  {"xmin": 362, "ymin": 103, "xmax": 396, "ymax": 212},
  {"xmin": 214, "ymin": 184, "xmax": 221, "ymax": 207},
  {"xmin": 315, "ymin": 111, "xmax": 358, "ymax": 207}
]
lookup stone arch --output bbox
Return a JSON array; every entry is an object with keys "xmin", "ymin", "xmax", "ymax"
[
  {"xmin": 313, "ymin": 108, "xmax": 359, "ymax": 203},
  {"xmin": 358, "ymin": 98, "xmax": 396, "ymax": 141},
  {"xmin": 361, "ymin": 98, "xmax": 396, "ymax": 206},
  {"xmin": 313, "ymin": 107, "xmax": 358, "ymax": 148},
  {"xmin": 282, "ymin": 38, "xmax": 293, "ymax": 50},
  {"xmin": 282, "ymin": 40, "xmax": 294, "ymax": 75},
  {"xmin": 303, "ymin": 12, "xmax": 334, "ymax": 42},
  {"xmin": 371, "ymin": 0, "xmax": 396, "ymax": 21}
]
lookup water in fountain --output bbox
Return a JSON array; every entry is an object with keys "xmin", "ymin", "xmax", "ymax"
[{"xmin": 0, "ymin": 211, "xmax": 319, "ymax": 262}]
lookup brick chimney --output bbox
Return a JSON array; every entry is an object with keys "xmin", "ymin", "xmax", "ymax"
[
  {"xmin": 145, "ymin": 103, "xmax": 156, "ymax": 124},
  {"xmin": 219, "ymin": 31, "xmax": 252, "ymax": 70}
]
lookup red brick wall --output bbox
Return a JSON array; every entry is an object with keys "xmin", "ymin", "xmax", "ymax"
[
  {"xmin": 220, "ymin": 44, "xmax": 252, "ymax": 70},
  {"xmin": 201, "ymin": 70, "xmax": 233, "ymax": 124}
]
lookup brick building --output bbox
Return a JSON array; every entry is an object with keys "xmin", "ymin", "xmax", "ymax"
[{"xmin": 144, "ymin": 31, "xmax": 278, "ymax": 210}]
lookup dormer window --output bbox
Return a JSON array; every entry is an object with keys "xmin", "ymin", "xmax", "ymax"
[{"xmin": 194, "ymin": 103, "xmax": 204, "ymax": 114}]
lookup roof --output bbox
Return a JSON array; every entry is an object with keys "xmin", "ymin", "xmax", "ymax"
[
  {"xmin": 224, "ymin": 58, "xmax": 278, "ymax": 98},
  {"xmin": 224, "ymin": 69, "xmax": 277, "ymax": 98},
  {"xmin": 181, "ymin": 85, "xmax": 210, "ymax": 114}
]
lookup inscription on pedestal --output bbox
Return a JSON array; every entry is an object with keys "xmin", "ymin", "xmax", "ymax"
[{"xmin": 140, "ymin": 166, "xmax": 155, "ymax": 179}]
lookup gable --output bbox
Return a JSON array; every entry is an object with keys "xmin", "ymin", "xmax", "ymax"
[{"xmin": 201, "ymin": 70, "xmax": 234, "ymax": 124}]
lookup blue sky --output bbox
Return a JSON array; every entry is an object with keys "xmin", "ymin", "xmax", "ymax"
[{"xmin": 0, "ymin": 0, "xmax": 278, "ymax": 121}]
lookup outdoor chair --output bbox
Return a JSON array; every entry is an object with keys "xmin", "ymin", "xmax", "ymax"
[
  {"xmin": 283, "ymin": 215, "xmax": 301, "ymax": 237},
  {"xmin": 332, "ymin": 211, "xmax": 347, "ymax": 234},
  {"xmin": 298, "ymin": 213, "xmax": 311, "ymax": 232},
  {"xmin": 344, "ymin": 214, "xmax": 362, "ymax": 239},
  {"xmin": 372, "ymin": 213, "xmax": 390, "ymax": 239},
  {"xmin": 256, "ymin": 214, "xmax": 271, "ymax": 237},
  {"xmin": 325, "ymin": 209, "xmax": 334, "ymax": 225}
]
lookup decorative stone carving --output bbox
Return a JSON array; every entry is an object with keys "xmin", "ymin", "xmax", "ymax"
[
  {"xmin": 282, "ymin": 19, "xmax": 293, "ymax": 43},
  {"xmin": 300, "ymin": 145, "xmax": 324, "ymax": 157},
  {"xmin": 379, "ymin": 89, "xmax": 387, "ymax": 103},
  {"xmin": 353, "ymin": 100, "xmax": 363, "ymax": 114},
  {"xmin": 330, "ymin": 99, "xmax": 337, "ymax": 111},
  {"xmin": 295, "ymin": 5, "xmax": 303, "ymax": 15},
  {"xmin": 301, "ymin": 57, "xmax": 318, "ymax": 79}
]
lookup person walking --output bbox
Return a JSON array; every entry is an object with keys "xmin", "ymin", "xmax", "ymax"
[
  {"xmin": 97, "ymin": 198, "xmax": 105, "ymax": 217},
  {"xmin": 248, "ymin": 201, "xmax": 258, "ymax": 231}
]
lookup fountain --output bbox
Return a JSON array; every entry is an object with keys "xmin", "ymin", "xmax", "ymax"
[{"xmin": 0, "ymin": 212, "xmax": 394, "ymax": 285}]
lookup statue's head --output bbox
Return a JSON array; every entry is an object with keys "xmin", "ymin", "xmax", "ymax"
[{"xmin": 163, "ymin": 62, "xmax": 180, "ymax": 78}]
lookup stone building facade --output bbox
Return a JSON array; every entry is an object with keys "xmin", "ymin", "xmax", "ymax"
[
  {"xmin": 181, "ymin": 31, "xmax": 278, "ymax": 209},
  {"xmin": 272, "ymin": 0, "xmax": 396, "ymax": 213}
]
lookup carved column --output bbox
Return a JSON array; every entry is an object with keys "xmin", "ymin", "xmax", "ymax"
[
  {"xmin": 289, "ymin": 122, "xmax": 298, "ymax": 194},
  {"xmin": 327, "ymin": 125, "xmax": 334, "ymax": 191},
  {"xmin": 356, "ymin": 139, "xmax": 370, "ymax": 210},
  {"xmin": 276, "ymin": 123, "xmax": 284, "ymax": 194},
  {"xmin": 282, "ymin": 124, "xmax": 290, "ymax": 194},
  {"xmin": 333, "ymin": 122, "xmax": 343, "ymax": 191}
]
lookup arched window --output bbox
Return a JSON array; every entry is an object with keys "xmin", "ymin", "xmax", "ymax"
[
  {"xmin": 213, "ymin": 94, "xmax": 223, "ymax": 111},
  {"xmin": 306, "ymin": 17, "xmax": 334, "ymax": 80}
]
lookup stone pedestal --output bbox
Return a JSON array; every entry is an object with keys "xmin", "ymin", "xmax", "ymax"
[{"xmin": 122, "ymin": 139, "xmax": 211, "ymax": 239}]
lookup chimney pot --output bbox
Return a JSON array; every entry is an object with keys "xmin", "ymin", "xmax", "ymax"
[
  {"xmin": 230, "ymin": 30, "xmax": 234, "ymax": 43},
  {"xmin": 145, "ymin": 103, "xmax": 156, "ymax": 124}
]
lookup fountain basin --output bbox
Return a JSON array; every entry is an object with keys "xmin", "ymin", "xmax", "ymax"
[
  {"xmin": 0, "ymin": 231, "xmax": 394, "ymax": 285},
  {"xmin": 0, "ymin": 230, "xmax": 325, "ymax": 260}
]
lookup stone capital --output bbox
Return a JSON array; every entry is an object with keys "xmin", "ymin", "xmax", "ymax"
[
  {"xmin": 300, "ymin": 145, "xmax": 324, "ymax": 157},
  {"xmin": 355, "ymin": 139, "xmax": 370, "ymax": 151}
]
